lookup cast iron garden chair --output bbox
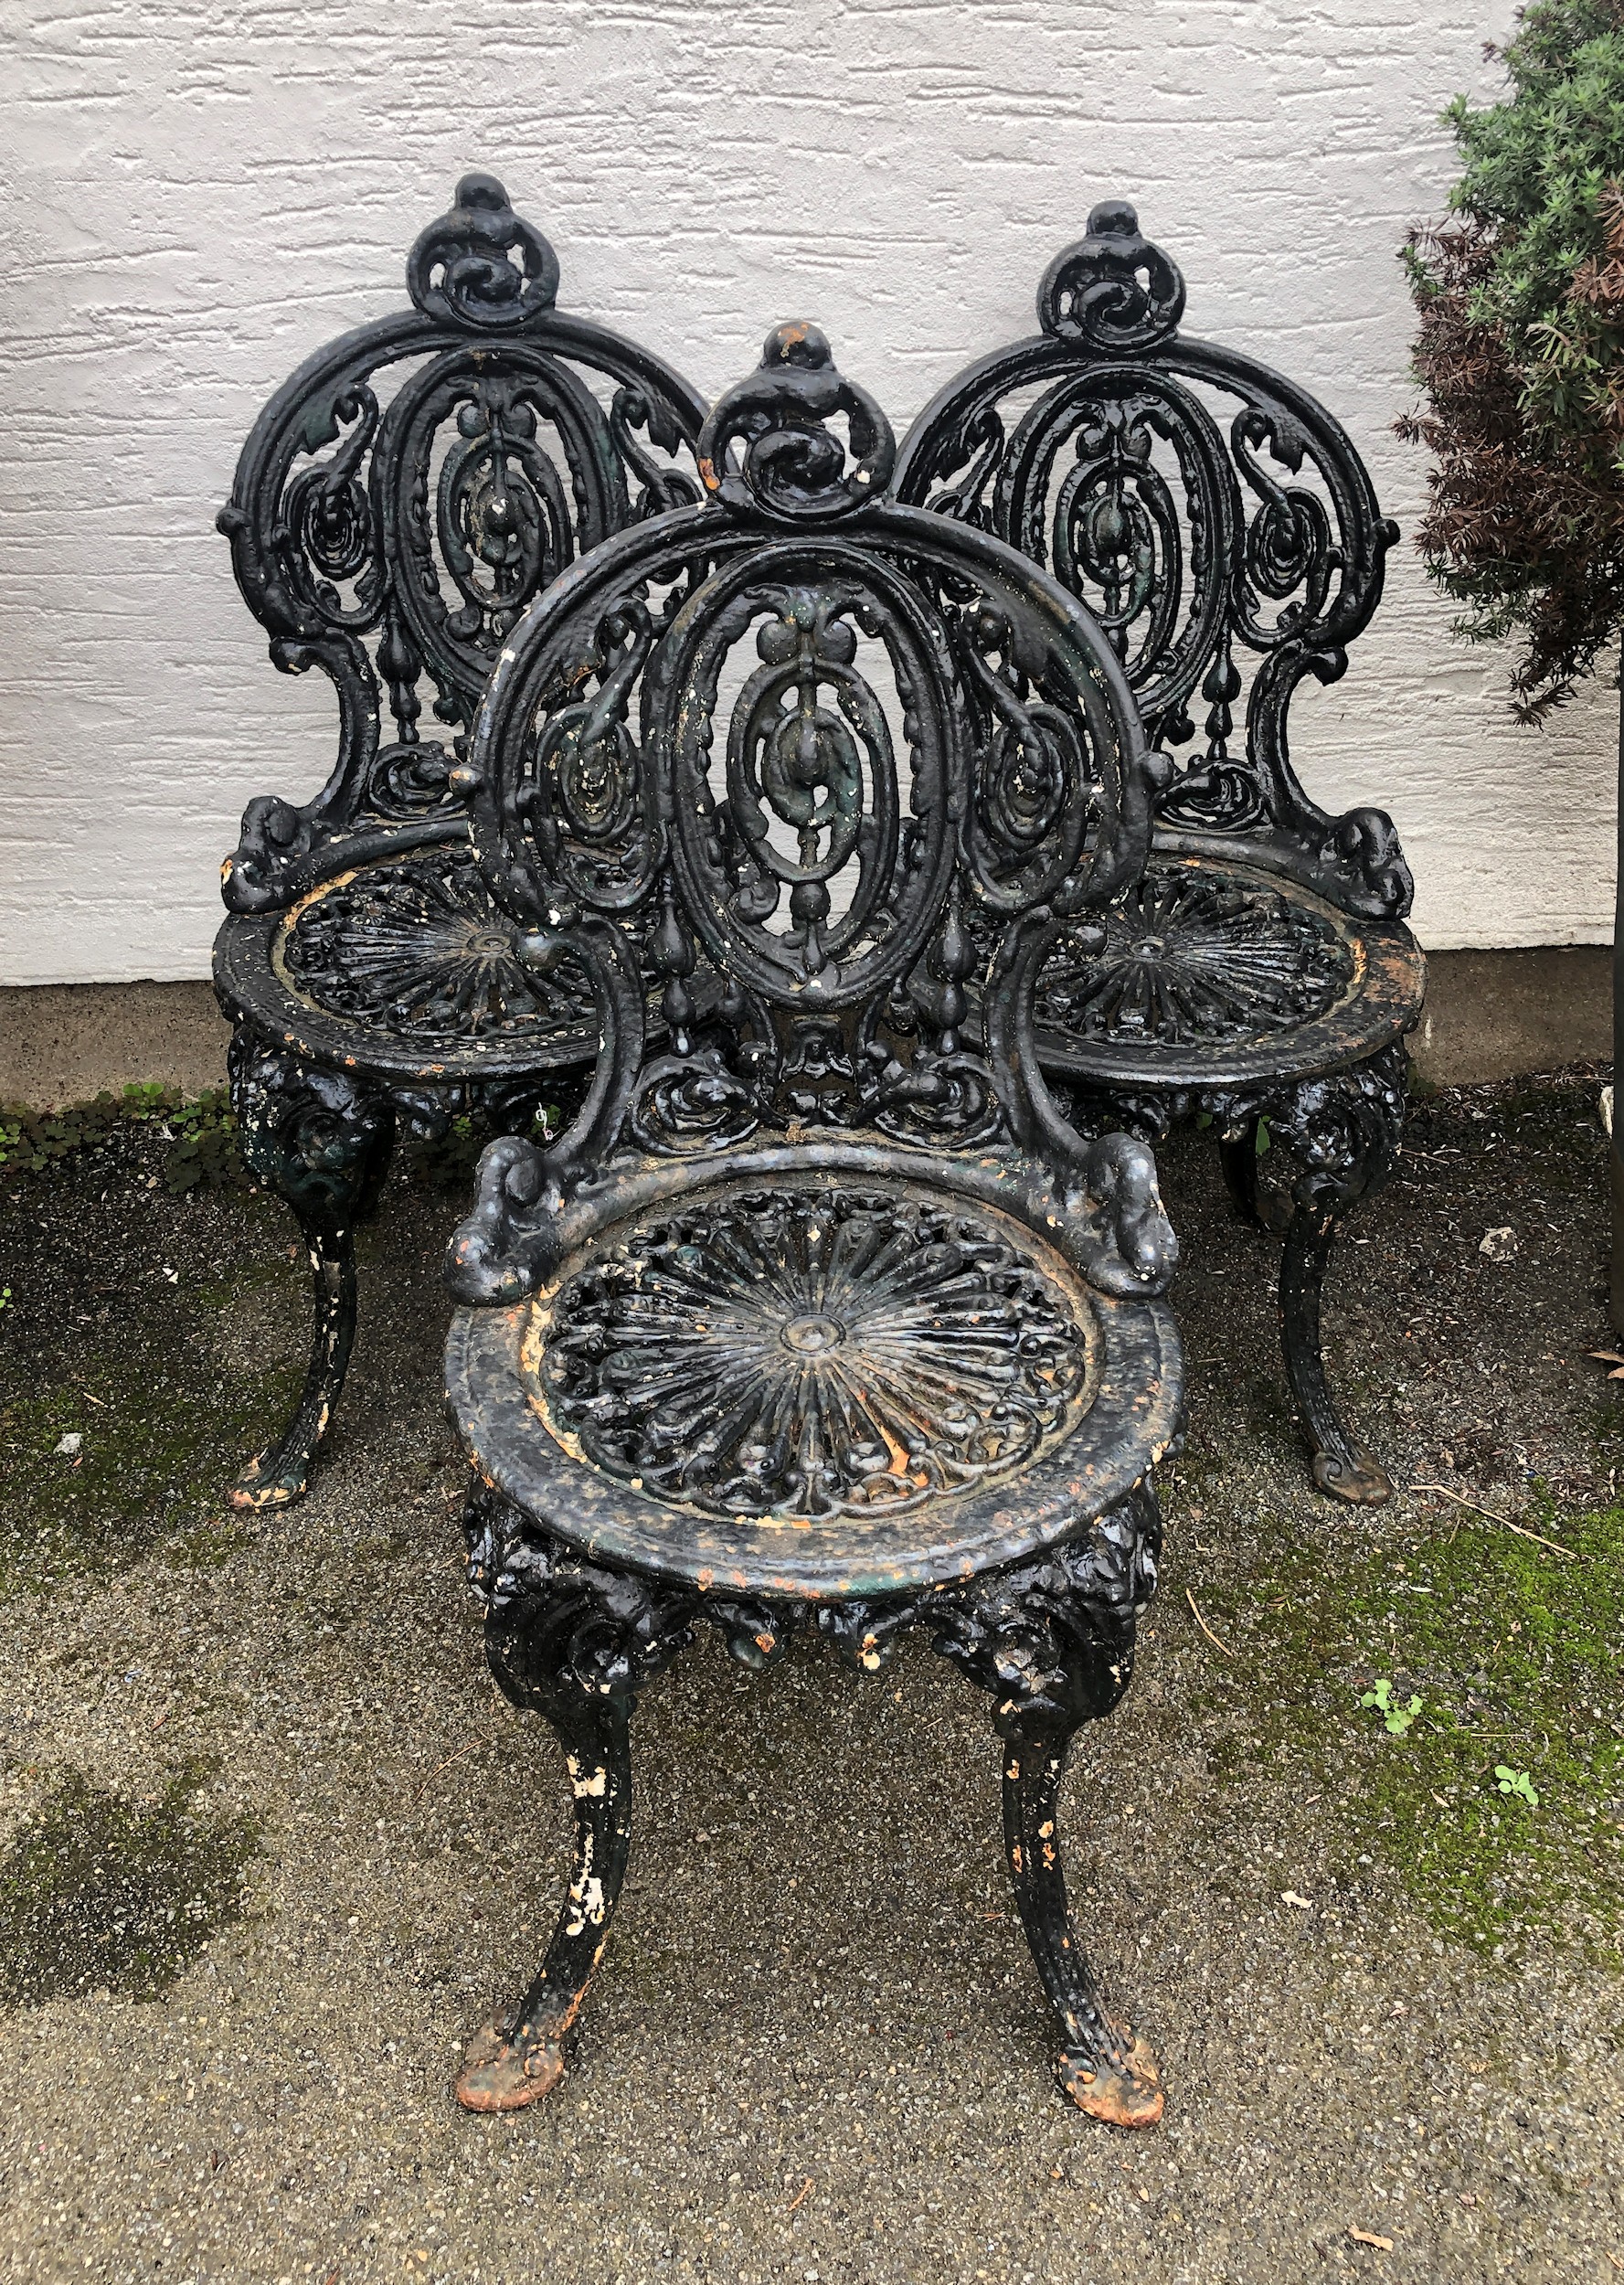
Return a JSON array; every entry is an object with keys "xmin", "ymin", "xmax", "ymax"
[
  {"xmin": 213, "ymin": 175, "xmax": 706, "ymax": 1509},
  {"xmin": 895, "ymin": 201, "xmax": 1425, "ymax": 1504},
  {"xmin": 440, "ymin": 323, "xmax": 1185, "ymax": 2127}
]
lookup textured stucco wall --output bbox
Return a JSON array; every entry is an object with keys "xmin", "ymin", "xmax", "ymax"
[{"xmin": 1, "ymin": 0, "xmax": 1612, "ymax": 984}]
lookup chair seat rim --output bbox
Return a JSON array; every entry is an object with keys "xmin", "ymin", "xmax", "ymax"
[
  {"xmin": 1033, "ymin": 853, "xmax": 1425, "ymax": 1092},
  {"xmin": 445, "ymin": 1152, "xmax": 1184, "ymax": 1603},
  {"xmin": 213, "ymin": 848, "xmax": 604, "ymax": 1083}
]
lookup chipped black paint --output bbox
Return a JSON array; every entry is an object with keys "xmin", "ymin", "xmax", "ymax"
[
  {"xmin": 459, "ymin": 1472, "xmax": 1172, "ymax": 2126},
  {"xmin": 896, "ymin": 202, "xmax": 1426, "ymax": 1502},
  {"xmin": 441, "ymin": 327, "xmax": 1184, "ymax": 2127},
  {"xmin": 212, "ymin": 175, "xmax": 706, "ymax": 1504}
]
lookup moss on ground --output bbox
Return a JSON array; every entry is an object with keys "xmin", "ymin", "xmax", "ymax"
[
  {"xmin": 1180, "ymin": 1494, "xmax": 1624, "ymax": 1958},
  {"xmin": 0, "ymin": 1763, "xmax": 259, "ymax": 2004},
  {"xmin": 0, "ymin": 1278, "xmax": 298, "ymax": 1598}
]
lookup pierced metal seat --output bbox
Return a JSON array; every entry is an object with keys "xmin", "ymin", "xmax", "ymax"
[
  {"xmin": 451, "ymin": 1158, "xmax": 1181, "ymax": 1594},
  {"xmin": 211, "ymin": 175, "xmax": 706, "ymax": 1508},
  {"xmin": 216, "ymin": 844, "xmax": 601, "ymax": 1078},
  {"xmin": 1033, "ymin": 857, "xmax": 1420, "ymax": 1079},
  {"xmin": 440, "ymin": 325, "xmax": 1184, "ymax": 2128},
  {"xmin": 897, "ymin": 203, "xmax": 1426, "ymax": 1503}
]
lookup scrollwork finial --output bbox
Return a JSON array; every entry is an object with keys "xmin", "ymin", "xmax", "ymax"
[
  {"xmin": 697, "ymin": 322, "xmax": 896, "ymax": 522},
  {"xmin": 1036, "ymin": 200, "xmax": 1185, "ymax": 354},
  {"xmin": 407, "ymin": 172, "xmax": 560, "ymax": 332}
]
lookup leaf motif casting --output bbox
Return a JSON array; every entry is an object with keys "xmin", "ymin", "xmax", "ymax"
[
  {"xmin": 406, "ymin": 173, "xmax": 560, "ymax": 332},
  {"xmin": 1034, "ymin": 866, "xmax": 1355, "ymax": 1047},
  {"xmin": 535, "ymin": 1185, "xmax": 1095, "ymax": 1521},
  {"xmin": 218, "ymin": 177, "xmax": 706, "ymax": 909},
  {"xmin": 281, "ymin": 847, "xmax": 598, "ymax": 1042},
  {"xmin": 893, "ymin": 208, "xmax": 1409, "ymax": 916},
  {"xmin": 698, "ymin": 322, "xmax": 895, "ymax": 522},
  {"xmin": 1036, "ymin": 201, "xmax": 1186, "ymax": 353}
]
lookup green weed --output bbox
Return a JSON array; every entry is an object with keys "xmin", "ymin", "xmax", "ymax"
[
  {"xmin": 1496, "ymin": 1765, "xmax": 1541, "ymax": 1808},
  {"xmin": 1361, "ymin": 1679, "xmax": 1424, "ymax": 1736},
  {"xmin": 1185, "ymin": 1496, "xmax": 1623, "ymax": 1955},
  {"xmin": 0, "ymin": 1087, "xmax": 244, "ymax": 1195}
]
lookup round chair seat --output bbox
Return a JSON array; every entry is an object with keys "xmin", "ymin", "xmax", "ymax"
[
  {"xmin": 1032, "ymin": 854, "xmax": 1424, "ymax": 1092},
  {"xmin": 214, "ymin": 839, "xmax": 601, "ymax": 1082},
  {"xmin": 447, "ymin": 1159, "xmax": 1182, "ymax": 1602}
]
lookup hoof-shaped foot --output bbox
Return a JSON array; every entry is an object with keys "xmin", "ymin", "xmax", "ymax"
[
  {"xmin": 228, "ymin": 1453, "xmax": 309, "ymax": 1511},
  {"xmin": 1311, "ymin": 1446, "xmax": 1391, "ymax": 1506},
  {"xmin": 1056, "ymin": 2032, "xmax": 1163, "ymax": 2129},
  {"xmin": 454, "ymin": 2018, "xmax": 566, "ymax": 2113}
]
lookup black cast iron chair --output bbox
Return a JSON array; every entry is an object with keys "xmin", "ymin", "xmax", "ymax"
[
  {"xmin": 213, "ymin": 175, "xmax": 706, "ymax": 1509},
  {"xmin": 440, "ymin": 324, "xmax": 1185, "ymax": 2128},
  {"xmin": 895, "ymin": 202, "xmax": 1425, "ymax": 1504}
]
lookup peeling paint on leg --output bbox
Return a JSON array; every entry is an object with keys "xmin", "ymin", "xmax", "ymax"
[{"xmin": 565, "ymin": 1873, "xmax": 608, "ymax": 1936}]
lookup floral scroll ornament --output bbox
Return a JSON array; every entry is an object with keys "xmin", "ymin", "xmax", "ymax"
[
  {"xmin": 536, "ymin": 1185, "xmax": 1094, "ymax": 1520},
  {"xmin": 281, "ymin": 848, "xmax": 599, "ymax": 1043},
  {"xmin": 1037, "ymin": 200, "xmax": 1186, "ymax": 354},
  {"xmin": 1035, "ymin": 865, "xmax": 1355, "ymax": 1048},
  {"xmin": 406, "ymin": 172, "xmax": 560, "ymax": 332},
  {"xmin": 698, "ymin": 322, "xmax": 896, "ymax": 522}
]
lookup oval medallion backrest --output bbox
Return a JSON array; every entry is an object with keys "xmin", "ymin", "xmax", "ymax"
[
  {"xmin": 894, "ymin": 201, "xmax": 1411, "ymax": 922},
  {"xmin": 218, "ymin": 173, "xmax": 707, "ymax": 913},
  {"xmin": 461, "ymin": 324, "xmax": 1161, "ymax": 1186}
]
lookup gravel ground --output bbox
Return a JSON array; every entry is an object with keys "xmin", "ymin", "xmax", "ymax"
[{"xmin": 0, "ymin": 1068, "xmax": 1620, "ymax": 2284}]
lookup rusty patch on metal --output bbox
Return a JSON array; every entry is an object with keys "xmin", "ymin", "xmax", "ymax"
[
  {"xmin": 1056, "ymin": 2031, "xmax": 1163, "ymax": 2131},
  {"xmin": 454, "ymin": 2017, "xmax": 568, "ymax": 2113}
]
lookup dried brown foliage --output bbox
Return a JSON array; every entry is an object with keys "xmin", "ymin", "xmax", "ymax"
[{"xmin": 1400, "ymin": 195, "xmax": 1624, "ymax": 722}]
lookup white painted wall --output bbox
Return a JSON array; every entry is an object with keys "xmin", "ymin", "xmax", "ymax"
[{"xmin": 1, "ymin": 0, "xmax": 1611, "ymax": 984}]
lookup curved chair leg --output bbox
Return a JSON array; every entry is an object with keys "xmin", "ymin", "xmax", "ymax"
[
  {"xmin": 227, "ymin": 1026, "xmax": 395, "ymax": 1509},
  {"xmin": 1279, "ymin": 1204, "xmax": 1388, "ymax": 1503},
  {"xmin": 1002, "ymin": 1731, "xmax": 1162, "ymax": 2125},
  {"xmin": 1269, "ymin": 1046, "xmax": 1407, "ymax": 1507},
  {"xmin": 928, "ymin": 1488, "xmax": 1165, "ymax": 2127},
  {"xmin": 457, "ymin": 1486, "xmax": 697, "ymax": 2111},
  {"xmin": 456, "ymin": 1687, "xmax": 633, "ymax": 2111},
  {"xmin": 231, "ymin": 1221, "xmax": 361, "ymax": 1509}
]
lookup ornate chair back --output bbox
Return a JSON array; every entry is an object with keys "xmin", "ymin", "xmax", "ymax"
[
  {"xmin": 447, "ymin": 323, "xmax": 1173, "ymax": 1305},
  {"xmin": 894, "ymin": 201, "xmax": 1407, "ymax": 923},
  {"xmin": 218, "ymin": 173, "xmax": 707, "ymax": 914}
]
